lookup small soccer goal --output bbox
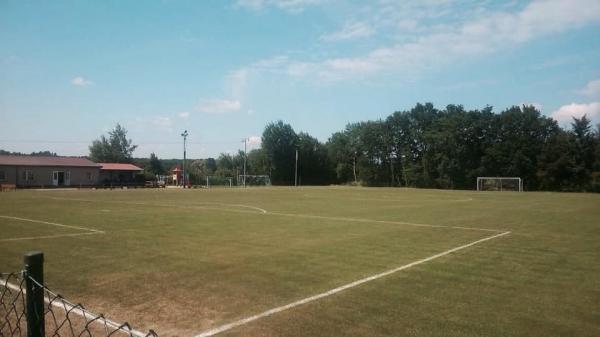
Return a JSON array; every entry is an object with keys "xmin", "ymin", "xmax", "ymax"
[
  {"xmin": 477, "ymin": 177, "xmax": 523, "ymax": 192},
  {"xmin": 205, "ymin": 176, "xmax": 233, "ymax": 188},
  {"xmin": 238, "ymin": 174, "xmax": 271, "ymax": 187}
]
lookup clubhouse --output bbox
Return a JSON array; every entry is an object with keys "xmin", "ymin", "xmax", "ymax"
[{"xmin": 0, "ymin": 155, "xmax": 143, "ymax": 188}]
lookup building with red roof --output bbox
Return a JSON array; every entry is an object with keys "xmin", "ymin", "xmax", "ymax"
[
  {"xmin": 0, "ymin": 155, "xmax": 101, "ymax": 187},
  {"xmin": 98, "ymin": 163, "xmax": 143, "ymax": 185},
  {"xmin": 0, "ymin": 155, "xmax": 144, "ymax": 188}
]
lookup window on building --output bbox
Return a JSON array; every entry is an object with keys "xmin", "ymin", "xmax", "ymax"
[
  {"xmin": 21, "ymin": 170, "xmax": 34, "ymax": 181},
  {"xmin": 86, "ymin": 172, "xmax": 93, "ymax": 181},
  {"xmin": 0, "ymin": 170, "xmax": 5, "ymax": 181}
]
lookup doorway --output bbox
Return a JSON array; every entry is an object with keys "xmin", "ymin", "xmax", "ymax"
[{"xmin": 52, "ymin": 171, "xmax": 70, "ymax": 186}]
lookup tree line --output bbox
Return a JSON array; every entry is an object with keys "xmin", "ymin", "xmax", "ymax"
[
  {"xmin": 87, "ymin": 103, "xmax": 600, "ymax": 192},
  {"xmin": 246, "ymin": 103, "xmax": 599, "ymax": 192}
]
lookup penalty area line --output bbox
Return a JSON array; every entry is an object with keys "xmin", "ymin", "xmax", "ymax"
[
  {"xmin": 194, "ymin": 230, "xmax": 511, "ymax": 337},
  {"xmin": 0, "ymin": 215, "xmax": 104, "ymax": 233},
  {"xmin": 0, "ymin": 231, "xmax": 103, "ymax": 242},
  {"xmin": 0, "ymin": 215, "xmax": 105, "ymax": 242}
]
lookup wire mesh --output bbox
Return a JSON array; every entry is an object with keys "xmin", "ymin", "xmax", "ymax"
[
  {"xmin": 1, "ymin": 272, "xmax": 27, "ymax": 337},
  {"xmin": 0, "ymin": 272, "xmax": 157, "ymax": 337}
]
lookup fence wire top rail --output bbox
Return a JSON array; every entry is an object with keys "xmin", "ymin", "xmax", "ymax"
[{"xmin": 0, "ymin": 272, "xmax": 157, "ymax": 337}]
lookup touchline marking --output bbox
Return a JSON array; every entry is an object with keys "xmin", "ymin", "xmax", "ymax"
[{"xmin": 194, "ymin": 230, "xmax": 511, "ymax": 337}]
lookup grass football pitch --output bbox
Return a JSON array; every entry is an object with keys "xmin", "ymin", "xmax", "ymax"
[{"xmin": 1, "ymin": 187, "xmax": 599, "ymax": 336}]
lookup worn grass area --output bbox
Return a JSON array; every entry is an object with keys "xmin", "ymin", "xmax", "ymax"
[{"xmin": 1, "ymin": 187, "xmax": 599, "ymax": 337}]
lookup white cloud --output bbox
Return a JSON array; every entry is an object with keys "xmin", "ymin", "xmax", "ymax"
[
  {"xmin": 197, "ymin": 99, "xmax": 242, "ymax": 114},
  {"xmin": 245, "ymin": 0, "xmax": 600, "ymax": 81},
  {"xmin": 579, "ymin": 79, "xmax": 600, "ymax": 98},
  {"xmin": 321, "ymin": 22, "xmax": 376, "ymax": 42},
  {"xmin": 551, "ymin": 102, "xmax": 600, "ymax": 123},
  {"xmin": 235, "ymin": 0, "xmax": 324, "ymax": 13},
  {"xmin": 178, "ymin": 111, "xmax": 190, "ymax": 119},
  {"xmin": 151, "ymin": 116, "xmax": 173, "ymax": 133},
  {"xmin": 247, "ymin": 136, "xmax": 262, "ymax": 149},
  {"xmin": 152, "ymin": 116, "xmax": 172, "ymax": 127},
  {"xmin": 71, "ymin": 76, "xmax": 93, "ymax": 87}
]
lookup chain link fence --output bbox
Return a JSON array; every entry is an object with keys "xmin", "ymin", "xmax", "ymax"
[{"xmin": 1, "ymin": 253, "xmax": 157, "ymax": 337}]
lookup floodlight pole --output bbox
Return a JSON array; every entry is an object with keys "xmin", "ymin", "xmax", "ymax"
[{"xmin": 181, "ymin": 130, "xmax": 188, "ymax": 188}]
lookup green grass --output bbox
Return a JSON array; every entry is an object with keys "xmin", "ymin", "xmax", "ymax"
[{"xmin": 1, "ymin": 187, "xmax": 599, "ymax": 336}]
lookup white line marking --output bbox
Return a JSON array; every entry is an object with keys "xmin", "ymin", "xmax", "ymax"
[
  {"xmin": 44, "ymin": 197, "xmax": 267, "ymax": 215},
  {"xmin": 196, "ymin": 202, "xmax": 268, "ymax": 214},
  {"xmin": 0, "ymin": 215, "xmax": 104, "ymax": 241},
  {"xmin": 268, "ymin": 211, "xmax": 502, "ymax": 233},
  {"xmin": 194, "ymin": 230, "xmax": 511, "ymax": 337},
  {"xmin": 0, "ymin": 215, "xmax": 104, "ymax": 233},
  {"xmin": 0, "ymin": 232, "xmax": 103, "ymax": 242},
  {"xmin": 41, "ymin": 197, "xmax": 500, "ymax": 233},
  {"xmin": 303, "ymin": 194, "xmax": 474, "ymax": 203}
]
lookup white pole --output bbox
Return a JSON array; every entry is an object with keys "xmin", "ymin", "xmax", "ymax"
[
  {"xmin": 519, "ymin": 178, "xmax": 523, "ymax": 192},
  {"xmin": 294, "ymin": 149, "xmax": 298, "ymax": 187},
  {"xmin": 243, "ymin": 138, "xmax": 247, "ymax": 188},
  {"xmin": 181, "ymin": 130, "xmax": 188, "ymax": 188},
  {"xmin": 206, "ymin": 176, "xmax": 209, "ymax": 189}
]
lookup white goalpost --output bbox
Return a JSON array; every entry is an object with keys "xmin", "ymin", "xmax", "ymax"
[
  {"xmin": 477, "ymin": 177, "xmax": 523, "ymax": 192},
  {"xmin": 238, "ymin": 174, "xmax": 271, "ymax": 187},
  {"xmin": 205, "ymin": 176, "xmax": 233, "ymax": 188}
]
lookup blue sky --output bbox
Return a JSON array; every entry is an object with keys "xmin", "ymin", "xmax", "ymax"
[{"xmin": 1, "ymin": 0, "xmax": 600, "ymax": 159}]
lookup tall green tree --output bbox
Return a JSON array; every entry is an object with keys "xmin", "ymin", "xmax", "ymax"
[
  {"xmin": 481, "ymin": 105, "xmax": 558, "ymax": 190},
  {"xmin": 327, "ymin": 130, "xmax": 356, "ymax": 183},
  {"xmin": 247, "ymin": 149, "xmax": 270, "ymax": 175},
  {"xmin": 296, "ymin": 132, "xmax": 333, "ymax": 185},
  {"xmin": 537, "ymin": 130, "xmax": 577, "ymax": 191},
  {"xmin": 261, "ymin": 121, "xmax": 298, "ymax": 185},
  {"xmin": 89, "ymin": 124, "xmax": 137, "ymax": 163},
  {"xmin": 147, "ymin": 153, "xmax": 165, "ymax": 175},
  {"xmin": 569, "ymin": 115, "xmax": 595, "ymax": 190}
]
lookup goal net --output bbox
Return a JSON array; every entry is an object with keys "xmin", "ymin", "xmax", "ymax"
[
  {"xmin": 477, "ymin": 177, "xmax": 522, "ymax": 192},
  {"xmin": 205, "ymin": 176, "xmax": 233, "ymax": 188},
  {"xmin": 238, "ymin": 174, "xmax": 271, "ymax": 187}
]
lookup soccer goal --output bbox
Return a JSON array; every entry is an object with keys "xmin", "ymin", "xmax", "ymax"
[
  {"xmin": 477, "ymin": 177, "xmax": 523, "ymax": 192},
  {"xmin": 205, "ymin": 176, "xmax": 233, "ymax": 188},
  {"xmin": 238, "ymin": 174, "xmax": 271, "ymax": 187}
]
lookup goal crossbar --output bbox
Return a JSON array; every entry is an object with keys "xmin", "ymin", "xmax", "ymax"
[{"xmin": 477, "ymin": 177, "xmax": 522, "ymax": 192}]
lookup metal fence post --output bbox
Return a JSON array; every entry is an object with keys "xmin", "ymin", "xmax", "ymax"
[{"xmin": 24, "ymin": 251, "xmax": 44, "ymax": 337}]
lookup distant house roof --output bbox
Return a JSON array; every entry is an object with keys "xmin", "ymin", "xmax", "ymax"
[
  {"xmin": 0, "ymin": 155, "xmax": 100, "ymax": 167},
  {"xmin": 99, "ymin": 163, "xmax": 143, "ymax": 171}
]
